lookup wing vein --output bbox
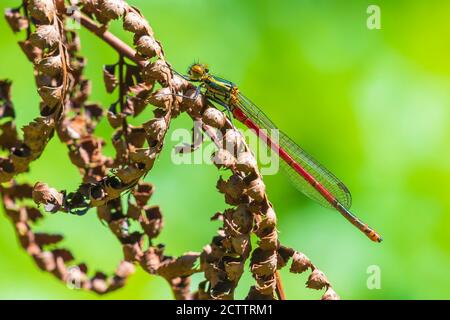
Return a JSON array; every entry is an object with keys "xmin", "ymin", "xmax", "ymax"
[{"xmin": 236, "ymin": 93, "xmax": 352, "ymax": 209}]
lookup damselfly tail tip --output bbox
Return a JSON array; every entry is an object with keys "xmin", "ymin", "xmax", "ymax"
[{"xmin": 367, "ymin": 230, "xmax": 383, "ymax": 243}]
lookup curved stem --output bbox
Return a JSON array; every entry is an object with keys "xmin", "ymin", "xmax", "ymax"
[{"xmin": 78, "ymin": 11, "xmax": 287, "ymax": 301}]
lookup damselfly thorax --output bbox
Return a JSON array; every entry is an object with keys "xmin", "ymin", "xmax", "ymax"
[{"xmin": 203, "ymin": 75, "xmax": 240, "ymax": 109}]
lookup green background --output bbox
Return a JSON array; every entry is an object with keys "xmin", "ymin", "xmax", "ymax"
[{"xmin": 1, "ymin": 0, "xmax": 449, "ymax": 299}]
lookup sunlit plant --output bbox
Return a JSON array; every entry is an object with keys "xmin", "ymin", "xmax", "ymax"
[{"xmin": 0, "ymin": 0, "xmax": 339, "ymax": 300}]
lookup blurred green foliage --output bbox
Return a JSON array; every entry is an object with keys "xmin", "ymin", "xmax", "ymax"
[{"xmin": 0, "ymin": 0, "xmax": 449, "ymax": 299}]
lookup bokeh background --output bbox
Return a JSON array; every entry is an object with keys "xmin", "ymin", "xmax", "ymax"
[{"xmin": 1, "ymin": 0, "xmax": 450, "ymax": 299}]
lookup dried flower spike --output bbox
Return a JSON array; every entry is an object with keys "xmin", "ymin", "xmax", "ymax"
[
  {"xmin": 28, "ymin": 0, "xmax": 55, "ymax": 24},
  {"xmin": 99, "ymin": 0, "xmax": 126, "ymax": 21},
  {"xmin": 1, "ymin": 0, "xmax": 341, "ymax": 301},
  {"xmin": 306, "ymin": 269, "xmax": 330, "ymax": 290}
]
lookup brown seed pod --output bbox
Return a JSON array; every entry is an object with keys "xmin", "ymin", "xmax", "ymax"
[
  {"xmin": 148, "ymin": 87, "xmax": 173, "ymax": 110},
  {"xmin": 33, "ymin": 251, "xmax": 56, "ymax": 272},
  {"xmin": 36, "ymin": 55, "xmax": 63, "ymax": 77},
  {"xmin": 230, "ymin": 205, "xmax": 253, "ymax": 234},
  {"xmin": 212, "ymin": 149, "xmax": 236, "ymax": 170},
  {"xmin": 34, "ymin": 234, "xmax": 63, "ymax": 247},
  {"xmin": 224, "ymin": 260, "xmax": 244, "ymax": 282},
  {"xmin": 216, "ymin": 174, "xmax": 246, "ymax": 201},
  {"xmin": 52, "ymin": 255, "xmax": 68, "ymax": 280},
  {"xmin": 254, "ymin": 274, "xmax": 277, "ymax": 296},
  {"xmin": 222, "ymin": 129, "xmax": 244, "ymax": 156},
  {"xmin": 142, "ymin": 60, "xmax": 171, "ymax": 86},
  {"xmin": 123, "ymin": 11, "xmax": 151, "ymax": 36},
  {"xmin": 115, "ymin": 261, "xmax": 135, "ymax": 278},
  {"xmin": 235, "ymin": 151, "xmax": 258, "ymax": 174},
  {"xmin": 306, "ymin": 269, "xmax": 330, "ymax": 290},
  {"xmin": 246, "ymin": 285, "xmax": 275, "ymax": 300},
  {"xmin": 256, "ymin": 228, "xmax": 278, "ymax": 251},
  {"xmin": 18, "ymin": 40, "xmax": 43, "ymax": 62},
  {"xmin": 203, "ymin": 107, "xmax": 226, "ymax": 129},
  {"xmin": 32, "ymin": 182, "xmax": 63, "ymax": 213},
  {"xmin": 276, "ymin": 245, "xmax": 295, "ymax": 269},
  {"xmin": 28, "ymin": 0, "xmax": 55, "ymax": 24},
  {"xmin": 15, "ymin": 222, "xmax": 28, "ymax": 235},
  {"xmin": 115, "ymin": 166, "xmax": 144, "ymax": 185},
  {"xmin": 30, "ymin": 25, "xmax": 60, "ymax": 50},
  {"xmin": 180, "ymin": 88, "xmax": 207, "ymax": 116},
  {"xmin": 67, "ymin": 266, "xmax": 89, "ymax": 289},
  {"xmin": 141, "ymin": 247, "xmax": 163, "ymax": 274},
  {"xmin": 222, "ymin": 210, "xmax": 241, "ymax": 238},
  {"xmin": 38, "ymin": 85, "xmax": 63, "ymax": 108},
  {"xmin": 245, "ymin": 177, "xmax": 266, "ymax": 202},
  {"xmin": 135, "ymin": 35, "xmax": 161, "ymax": 58},
  {"xmin": 143, "ymin": 118, "xmax": 167, "ymax": 140},
  {"xmin": 123, "ymin": 241, "xmax": 144, "ymax": 262},
  {"xmin": 19, "ymin": 228, "xmax": 34, "ymax": 248},
  {"xmin": 290, "ymin": 251, "xmax": 311, "ymax": 274},
  {"xmin": 205, "ymin": 236, "xmax": 226, "ymax": 261},
  {"xmin": 250, "ymin": 248, "xmax": 277, "ymax": 277},
  {"xmin": 141, "ymin": 206, "xmax": 163, "ymax": 239},
  {"xmin": 35, "ymin": 74, "xmax": 53, "ymax": 89},
  {"xmin": 107, "ymin": 108, "xmax": 126, "ymax": 128},
  {"xmin": 108, "ymin": 218, "xmax": 129, "ymax": 238},
  {"xmin": 91, "ymin": 277, "xmax": 108, "ymax": 294},
  {"xmin": 157, "ymin": 252, "xmax": 200, "ymax": 279},
  {"xmin": 103, "ymin": 65, "xmax": 118, "ymax": 93},
  {"xmin": 321, "ymin": 286, "xmax": 340, "ymax": 300},
  {"xmin": 170, "ymin": 74, "xmax": 190, "ymax": 92},
  {"xmin": 127, "ymin": 127, "xmax": 147, "ymax": 148},
  {"xmin": 132, "ymin": 182, "xmax": 154, "ymax": 208},
  {"xmin": 203, "ymin": 261, "xmax": 227, "ymax": 288},
  {"xmin": 79, "ymin": 0, "xmax": 99, "ymax": 14},
  {"xmin": 230, "ymin": 233, "xmax": 251, "ymax": 256},
  {"xmin": 99, "ymin": 0, "xmax": 126, "ymax": 21},
  {"xmin": 266, "ymin": 206, "xmax": 277, "ymax": 223},
  {"xmin": 129, "ymin": 149, "xmax": 152, "ymax": 167},
  {"xmin": 5, "ymin": 8, "xmax": 29, "ymax": 33}
]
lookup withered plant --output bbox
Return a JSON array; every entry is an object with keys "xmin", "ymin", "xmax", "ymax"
[{"xmin": 0, "ymin": 0, "xmax": 340, "ymax": 300}]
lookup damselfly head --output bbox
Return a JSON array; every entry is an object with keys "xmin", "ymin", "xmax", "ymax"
[{"xmin": 188, "ymin": 63, "xmax": 209, "ymax": 81}]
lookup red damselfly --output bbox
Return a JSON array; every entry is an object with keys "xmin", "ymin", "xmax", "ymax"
[{"xmin": 184, "ymin": 63, "xmax": 382, "ymax": 243}]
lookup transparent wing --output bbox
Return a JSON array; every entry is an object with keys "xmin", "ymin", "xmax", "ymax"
[{"xmin": 236, "ymin": 93, "xmax": 352, "ymax": 209}]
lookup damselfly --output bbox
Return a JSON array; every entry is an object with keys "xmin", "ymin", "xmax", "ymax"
[{"xmin": 183, "ymin": 63, "xmax": 382, "ymax": 243}]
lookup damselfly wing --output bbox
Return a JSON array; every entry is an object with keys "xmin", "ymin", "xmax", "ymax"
[{"xmin": 235, "ymin": 93, "xmax": 352, "ymax": 210}]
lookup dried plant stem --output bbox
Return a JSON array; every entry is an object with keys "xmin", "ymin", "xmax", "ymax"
[
  {"xmin": 204, "ymin": 122, "xmax": 285, "ymax": 300},
  {"xmin": 1, "ymin": 0, "xmax": 340, "ymax": 300},
  {"xmin": 275, "ymin": 270, "xmax": 286, "ymax": 300},
  {"xmin": 77, "ymin": 12, "xmax": 290, "ymax": 299},
  {"xmin": 4, "ymin": 0, "xmax": 196, "ymax": 299},
  {"xmin": 73, "ymin": 9, "xmax": 336, "ymax": 300}
]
